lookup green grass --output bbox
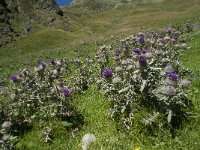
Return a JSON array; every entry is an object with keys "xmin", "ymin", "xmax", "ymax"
[{"xmin": 1, "ymin": 0, "xmax": 200, "ymax": 149}]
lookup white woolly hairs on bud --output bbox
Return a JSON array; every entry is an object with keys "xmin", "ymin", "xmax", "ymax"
[{"xmin": 81, "ymin": 133, "xmax": 96, "ymax": 150}]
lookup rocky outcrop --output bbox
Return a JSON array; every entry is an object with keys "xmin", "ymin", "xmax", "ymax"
[
  {"xmin": 0, "ymin": 0, "xmax": 69, "ymax": 47},
  {"xmin": 0, "ymin": 0, "xmax": 14, "ymax": 47}
]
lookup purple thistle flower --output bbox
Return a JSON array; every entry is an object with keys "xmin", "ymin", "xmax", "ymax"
[
  {"xmin": 167, "ymin": 73, "xmax": 179, "ymax": 81},
  {"xmin": 133, "ymin": 48, "xmax": 140, "ymax": 54},
  {"xmin": 142, "ymin": 49, "xmax": 149, "ymax": 54},
  {"xmin": 10, "ymin": 75, "xmax": 20, "ymax": 83},
  {"xmin": 50, "ymin": 58, "xmax": 56, "ymax": 65},
  {"xmin": 138, "ymin": 37, "xmax": 145, "ymax": 44},
  {"xmin": 61, "ymin": 87, "xmax": 72, "ymax": 97},
  {"xmin": 138, "ymin": 55, "xmax": 147, "ymax": 65},
  {"xmin": 114, "ymin": 49, "xmax": 120, "ymax": 57},
  {"xmin": 102, "ymin": 69, "xmax": 112, "ymax": 78},
  {"xmin": 39, "ymin": 62, "xmax": 48, "ymax": 68}
]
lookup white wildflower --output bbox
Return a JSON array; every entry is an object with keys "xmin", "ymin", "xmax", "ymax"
[{"xmin": 82, "ymin": 133, "xmax": 96, "ymax": 150}]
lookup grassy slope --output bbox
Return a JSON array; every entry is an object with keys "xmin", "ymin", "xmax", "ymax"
[
  {"xmin": 1, "ymin": 0, "xmax": 200, "ymax": 73},
  {"xmin": 16, "ymin": 32, "xmax": 200, "ymax": 149},
  {"xmin": 0, "ymin": 0, "xmax": 200, "ymax": 149}
]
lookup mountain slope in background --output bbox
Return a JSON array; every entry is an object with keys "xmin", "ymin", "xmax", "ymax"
[
  {"xmin": 72, "ymin": 0, "xmax": 164, "ymax": 10},
  {"xmin": 0, "ymin": 0, "xmax": 70, "ymax": 47}
]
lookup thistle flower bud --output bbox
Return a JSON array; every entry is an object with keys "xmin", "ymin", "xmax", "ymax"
[
  {"xmin": 133, "ymin": 48, "xmax": 140, "ymax": 54},
  {"xmin": 167, "ymin": 73, "xmax": 179, "ymax": 81},
  {"xmin": 102, "ymin": 69, "xmax": 112, "ymax": 78},
  {"xmin": 162, "ymin": 86, "xmax": 176, "ymax": 96},
  {"xmin": 112, "ymin": 77, "xmax": 122, "ymax": 84},
  {"xmin": 115, "ymin": 67, "xmax": 122, "ymax": 72},
  {"xmin": 2, "ymin": 121, "xmax": 12, "ymax": 129},
  {"xmin": 10, "ymin": 75, "xmax": 20, "ymax": 83},
  {"xmin": 2, "ymin": 134, "xmax": 10, "ymax": 141},
  {"xmin": 50, "ymin": 58, "xmax": 56, "ymax": 65},
  {"xmin": 121, "ymin": 60, "xmax": 128, "ymax": 65},
  {"xmin": 53, "ymin": 69, "xmax": 58, "ymax": 75},
  {"xmin": 163, "ymin": 65, "xmax": 174, "ymax": 73},
  {"xmin": 39, "ymin": 62, "xmax": 48, "ymax": 68},
  {"xmin": 180, "ymin": 79, "xmax": 191, "ymax": 88},
  {"xmin": 61, "ymin": 87, "xmax": 72, "ymax": 97},
  {"xmin": 138, "ymin": 37, "xmax": 145, "ymax": 44},
  {"xmin": 138, "ymin": 55, "xmax": 147, "ymax": 65}
]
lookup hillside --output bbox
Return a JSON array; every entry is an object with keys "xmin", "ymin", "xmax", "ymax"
[
  {"xmin": 0, "ymin": 0, "xmax": 70, "ymax": 47},
  {"xmin": 72, "ymin": 0, "xmax": 164, "ymax": 10}
]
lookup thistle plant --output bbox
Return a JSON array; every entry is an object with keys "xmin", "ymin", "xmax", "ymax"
[{"xmin": 96, "ymin": 22, "xmax": 193, "ymax": 130}]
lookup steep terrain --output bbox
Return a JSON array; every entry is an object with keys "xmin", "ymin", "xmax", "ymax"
[
  {"xmin": 72, "ymin": 0, "xmax": 164, "ymax": 10},
  {"xmin": 0, "ymin": 0, "xmax": 70, "ymax": 47}
]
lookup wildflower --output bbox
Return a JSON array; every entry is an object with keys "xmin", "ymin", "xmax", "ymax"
[
  {"xmin": 164, "ymin": 65, "xmax": 174, "ymax": 73},
  {"xmin": 102, "ymin": 69, "xmax": 112, "ymax": 78},
  {"xmin": 162, "ymin": 86, "xmax": 176, "ymax": 96},
  {"xmin": 82, "ymin": 133, "xmax": 96, "ymax": 150},
  {"xmin": 135, "ymin": 147, "xmax": 140, "ymax": 150},
  {"xmin": 133, "ymin": 48, "xmax": 140, "ymax": 54},
  {"xmin": 138, "ymin": 36, "xmax": 145, "ymax": 44},
  {"xmin": 39, "ymin": 62, "xmax": 48, "ymax": 68},
  {"xmin": 142, "ymin": 49, "xmax": 148, "ymax": 54},
  {"xmin": 138, "ymin": 55, "xmax": 147, "ymax": 65},
  {"xmin": 167, "ymin": 73, "xmax": 179, "ymax": 81},
  {"xmin": 10, "ymin": 75, "xmax": 20, "ymax": 83},
  {"xmin": 61, "ymin": 87, "xmax": 72, "ymax": 97},
  {"xmin": 180, "ymin": 79, "xmax": 191, "ymax": 88},
  {"xmin": 50, "ymin": 58, "xmax": 56, "ymax": 65},
  {"xmin": 112, "ymin": 77, "xmax": 122, "ymax": 84}
]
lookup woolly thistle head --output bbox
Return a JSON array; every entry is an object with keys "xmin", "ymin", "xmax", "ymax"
[
  {"xmin": 102, "ymin": 69, "xmax": 112, "ymax": 78},
  {"xmin": 167, "ymin": 73, "xmax": 179, "ymax": 81},
  {"xmin": 10, "ymin": 75, "xmax": 20, "ymax": 83},
  {"xmin": 164, "ymin": 65, "xmax": 174, "ymax": 73},
  {"xmin": 161, "ymin": 86, "xmax": 176, "ymax": 96},
  {"xmin": 180, "ymin": 79, "xmax": 191, "ymax": 88}
]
